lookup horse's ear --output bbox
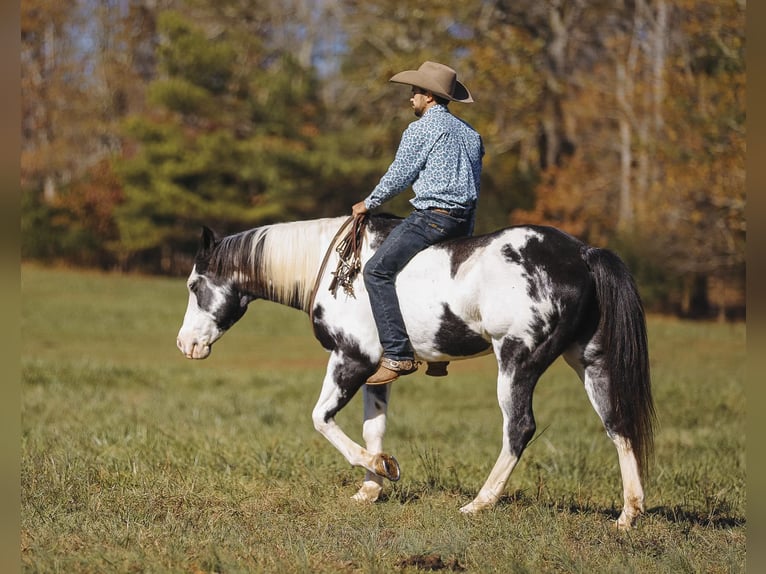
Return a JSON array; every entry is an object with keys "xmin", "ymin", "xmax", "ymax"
[{"xmin": 200, "ymin": 226, "xmax": 219, "ymax": 254}]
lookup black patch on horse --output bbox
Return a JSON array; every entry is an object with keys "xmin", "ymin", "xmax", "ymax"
[
  {"xmin": 501, "ymin": 243, "xmax": 522, "ymax": 265},
  {"xmin": 518, "ymin": 227, "xmax": 589, "ymax": 291},
  {"xmin": 189, "ymin": 275, "xmax": 248, "ymax": 332},
  {"xmin": 439, "ymin": 231, "xmax": 500, "ymax": 278},
  {"xmin": 324, "ymin": 335, "xmax": 376, "ymax": 422},
  {"xmin": 498, "ymin": 336, "xmax": 530, "ymax": 375},
  {"xmin": 213, "ymin": 286, "xmax": 249, "ymax": 330},
  {"xmin": 312, "ymin": 304, "xmax": 334, "ymax": 351},
  {"xmin": 497, "ymin": 227, "xmax": 590, "ymax": 302},
  {"xmin": 332, "ymin": 335, "xmax": 375, "ymax": 391},
  {"xmin": 434, "ymin": 303, "xmax": 491, "ymax": 356},
  {"xmin": 366, "ymin": 214, "xmax": 403, "ymax": 250},
  {"xmin": 526, "ymin": 308, "xmax": 549, "ymax": 347}
]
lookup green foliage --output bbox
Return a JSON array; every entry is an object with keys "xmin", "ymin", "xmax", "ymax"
[
  {"xmin": 21, "ymin": 265, "xmax": 745, "ymax": 572},
  {"xmin": 20, "ymin": 165, "xmax": 121, "ymax": 269},
  {"xmin": 20, "ymin": 192, "xmax": 66, "ymax": 262},
  {"xmin": 607, "ymin": 232, "xmax": 677, "ymax": 313},
  {"xmin": 20, "ymin": 0, "xmax": 745, "ymax": 313},
  {"xmin": 156, "ymin": 10, "xmax": 236, "ymax": 94},
  {"xmin": 111, "ymin": 10, "xmax": 328, "ymax": 271},
  {"xmin": 148, "ymin": 77, "xmax": 213, "ymax": 116}
]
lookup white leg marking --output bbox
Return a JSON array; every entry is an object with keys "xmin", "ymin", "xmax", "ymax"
[
  {"xmin": 613, "ymin": 435, "xmax": 645, "ymax": 529},
  {"xmin": 461, "ymin": 363, "xmax": 520, "ymax": 514},
  {"xmin": 564, "ymin": 348, "xmax": 645, "ymax": 528},
  {"xmin": 311, "ymin": 357, "xmax": 377, "ymax": 472},
  {"xmin": 352, "ymin": 385, "xmax": 390, "ymax": 503},
  {"xmin": 460, "ymin": 449, "xmax": 519, "ymax": 514}
]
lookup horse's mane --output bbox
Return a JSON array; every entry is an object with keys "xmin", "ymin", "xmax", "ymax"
[{"xmin": 208, "ymin": 219, "xmax": 336, "ymax": 311}]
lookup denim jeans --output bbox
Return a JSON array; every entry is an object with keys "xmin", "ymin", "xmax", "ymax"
[{"xmin": 363, "ymin": 208, "xmax": 471, "ymax": 361}]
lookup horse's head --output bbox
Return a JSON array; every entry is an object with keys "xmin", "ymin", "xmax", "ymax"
[{"xmin": 176, "ymin": 227, "xmax": 253, "ymax": 359}]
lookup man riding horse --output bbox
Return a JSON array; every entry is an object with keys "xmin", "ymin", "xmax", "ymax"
[{"xmin": 351, "ymin": 61, "xmax": 484, "ymax": 386}]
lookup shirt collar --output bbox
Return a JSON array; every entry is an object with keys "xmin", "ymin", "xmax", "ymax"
[{"xmin": 422, "ymin": 104, "xmax": 449, "ymax": 118}]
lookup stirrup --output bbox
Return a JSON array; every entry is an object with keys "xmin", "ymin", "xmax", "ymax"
[
  {"xmin": 366, "ymin": 357, "xmax": 420, "ymax": 386},
  {"xmin": 379, "ymin": 357, "xmax": 419, "ymax": 374},
  {"xmin": 426, "ymin": 361, "xmax": 449, "ymax": 377}
]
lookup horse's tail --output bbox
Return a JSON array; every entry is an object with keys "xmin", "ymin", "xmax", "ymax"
[{"xmin": 581, "ymin": 245, "xmax": 656, "ymax": 479}]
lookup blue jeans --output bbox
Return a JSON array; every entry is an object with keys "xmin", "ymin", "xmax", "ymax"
[{"xmin": 363, "ymin": 208, "xmax": 471, "ymax": 361}]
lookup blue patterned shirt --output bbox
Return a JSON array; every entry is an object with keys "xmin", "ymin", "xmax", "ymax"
[{"xmin": 364, "ymin": 105, "xmax": 484, "ymax": 214}]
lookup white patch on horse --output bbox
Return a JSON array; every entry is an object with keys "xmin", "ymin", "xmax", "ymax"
[{"xmin": 177, "ymin": 266, "xmax": 228, "ymax": 359}]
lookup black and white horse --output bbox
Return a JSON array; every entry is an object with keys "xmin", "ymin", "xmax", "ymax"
[{"xmin": 176, "ymin": 215, "xmax": 655, "ymax": 529}]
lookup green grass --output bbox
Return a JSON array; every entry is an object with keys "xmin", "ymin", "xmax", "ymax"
[{"xmin": 21, "ymin": 265, "xmax": 746, "ymax": 573}]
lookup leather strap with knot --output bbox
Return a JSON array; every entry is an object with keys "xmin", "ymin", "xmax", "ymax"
[
  {"xmin": 329, "ymin": 213, "xmax": 367, "ymax": 297},
  {"xmin": 309, "ymin": 214, "xmax": 368, "ymax": 329}
]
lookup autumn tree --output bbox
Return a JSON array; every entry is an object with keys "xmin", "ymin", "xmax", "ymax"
[
  {"xmin": 642, "ymin": 0, "xmax": 745, "ymax": 317},
  {"xmin": 112, "ymin": 5, "xmax": 328, "ymax": 271},
  {"xmin": 20, "ymin": 0, "xmax": 745, "ymax": 316},
  {"xmin": 21, "ymin": 1, "xmax": 95, "ymax": 200},
  {"xmin": 21, "ymin": 0, "xmax": 172, "ymax": 265}
]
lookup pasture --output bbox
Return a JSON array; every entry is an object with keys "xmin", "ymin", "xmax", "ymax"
[{"xmin": 21, "ymin": 265, "xmax": 745, "ymax": 573}]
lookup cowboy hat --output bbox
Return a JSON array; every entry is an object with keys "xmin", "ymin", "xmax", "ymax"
[{"xmin": 389, "ymin": 61, "xmax": 474, "ymax": 103}]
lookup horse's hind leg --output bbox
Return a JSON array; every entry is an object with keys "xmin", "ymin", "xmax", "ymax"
[
  {"xmin": 611, "ymin": 435, "xmax": 644, "ymax": 529},
  {"xmin": 352, "ymin": 384, "xmax": 391, "ymax": 503},
  {"xmin": 563, "ymin": 346, "xmax": 644, "ymax": 529},
  {"xmin": 460, "ymin": 338, "xmax": 539, "ymax": 514}
]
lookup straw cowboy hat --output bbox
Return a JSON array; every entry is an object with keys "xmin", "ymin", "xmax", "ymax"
[{"xmin": 389, "ymin": 61, "xmax": 474, "ymax": 103}]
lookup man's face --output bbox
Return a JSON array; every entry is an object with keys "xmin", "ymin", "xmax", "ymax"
[{"xmin": 410, "ymin": 86, "xmax": 430, "ymax": 117}]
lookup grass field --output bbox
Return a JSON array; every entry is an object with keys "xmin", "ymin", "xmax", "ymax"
[{"xmin": 21, "ymin": 264, "xmax": 746, "ymax": 573}]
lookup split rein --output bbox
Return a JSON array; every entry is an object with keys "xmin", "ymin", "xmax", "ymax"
[{"xmin": 308, "ymin": 214, "xmax": 368, "ymax": 329}]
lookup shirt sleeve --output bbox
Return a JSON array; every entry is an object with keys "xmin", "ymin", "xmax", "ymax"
[{"xmin": 364, "ymin": 122, "xmax": 430, "ymax": 210}]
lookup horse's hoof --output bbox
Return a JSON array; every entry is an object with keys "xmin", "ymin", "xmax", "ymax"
[
  {"xmin": 351, "ymin": 480, "xmax": 383, "ymax": 503},
  {"xmin": 372, "ymin": 453, "xmax": 401, "ymax": 482},
  {"xmin": 460, "ymin": 496, "xmax": 496, "ymax": 514},
  {"xmin": 615, "ymin": 511, "xmax": 636, "ymax": 530}
]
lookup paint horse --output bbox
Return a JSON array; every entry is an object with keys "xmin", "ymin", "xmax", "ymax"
[{"xmin": 176, "ymin": 215, "xmax": 655, "ymax": 529}]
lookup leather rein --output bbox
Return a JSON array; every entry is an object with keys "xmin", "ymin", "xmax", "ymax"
[{"xmin": 308, "ymin": 214, "xmax": 368, "ymax": 330}]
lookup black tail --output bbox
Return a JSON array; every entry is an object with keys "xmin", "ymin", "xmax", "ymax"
[{"xmin": 581, "ymin": 246, "xmax": 656, "ymax": 479}]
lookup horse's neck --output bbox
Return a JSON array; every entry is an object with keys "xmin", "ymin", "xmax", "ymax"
[{"xmin": 254, "ymin": 217, "xmax": 345, "ymax": 312}]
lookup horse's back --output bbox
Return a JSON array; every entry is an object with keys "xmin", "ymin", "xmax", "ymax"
[{"xmin": 381, "ymin": 222, "xmax": 596, "ymax": 360}]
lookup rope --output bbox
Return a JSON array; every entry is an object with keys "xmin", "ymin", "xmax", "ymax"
[
  {"xmin": 329, "ymin": 213, "xmax": 367, "ymax": 297},
  {"xmin": 308, "ymin": 214, "xmax": 368, "ymax": 330}
]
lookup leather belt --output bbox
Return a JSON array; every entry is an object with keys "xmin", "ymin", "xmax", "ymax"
[{"xmin": 425, "ymin": 205, "xmax": 473, "ymax": 218}]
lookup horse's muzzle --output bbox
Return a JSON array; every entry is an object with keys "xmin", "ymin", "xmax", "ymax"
[{"xmin": 176, "ymin": 337, "xmax": 211, "ymax": 360}]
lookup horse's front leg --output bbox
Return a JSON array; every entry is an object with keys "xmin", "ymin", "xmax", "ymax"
[
  {"xmin": 352, "ymin": 383, "xmax": 392, "ymax": 503},
  {"xmin": 311, "ymin": 351, "xmax": 400, "ymax": 490}
]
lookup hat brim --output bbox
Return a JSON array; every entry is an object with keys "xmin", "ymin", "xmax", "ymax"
[{"xmin": 389, "ymin": 70, "xmax": 474, "ymax": 103}]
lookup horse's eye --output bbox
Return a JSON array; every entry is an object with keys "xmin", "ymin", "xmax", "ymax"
[{"xmin": 188, "ymin": 279, "xmax": 199, "ymax": 293}]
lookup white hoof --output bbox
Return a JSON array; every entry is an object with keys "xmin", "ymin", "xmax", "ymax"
[
  {"xmin": 616, "ymin": 510, "xmax": 637, "ymax": 530},
  {"xmin": 460, "ymin": 500, "xmax": 490, "ymax": 514},
  {"xmin": 460, "ymin": 491, "xmax": 500, "ymax": 514},
  {"xmin": 616, "ymin": 498, "xmax": 643, "ymax": 529},
  {"xmin": 351, "ymin": 479, "xmax": 383, "ymax": 503}
]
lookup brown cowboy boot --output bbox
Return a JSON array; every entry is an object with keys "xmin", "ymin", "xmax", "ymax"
[{"xmin": 366, "ymin": 357, "xmax": 419, "ymax": 385}]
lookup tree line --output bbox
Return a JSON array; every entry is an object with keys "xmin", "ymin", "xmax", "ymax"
[{"xmin": 21, "ymin": 0, "xmax": 745, "ymax": 319}]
